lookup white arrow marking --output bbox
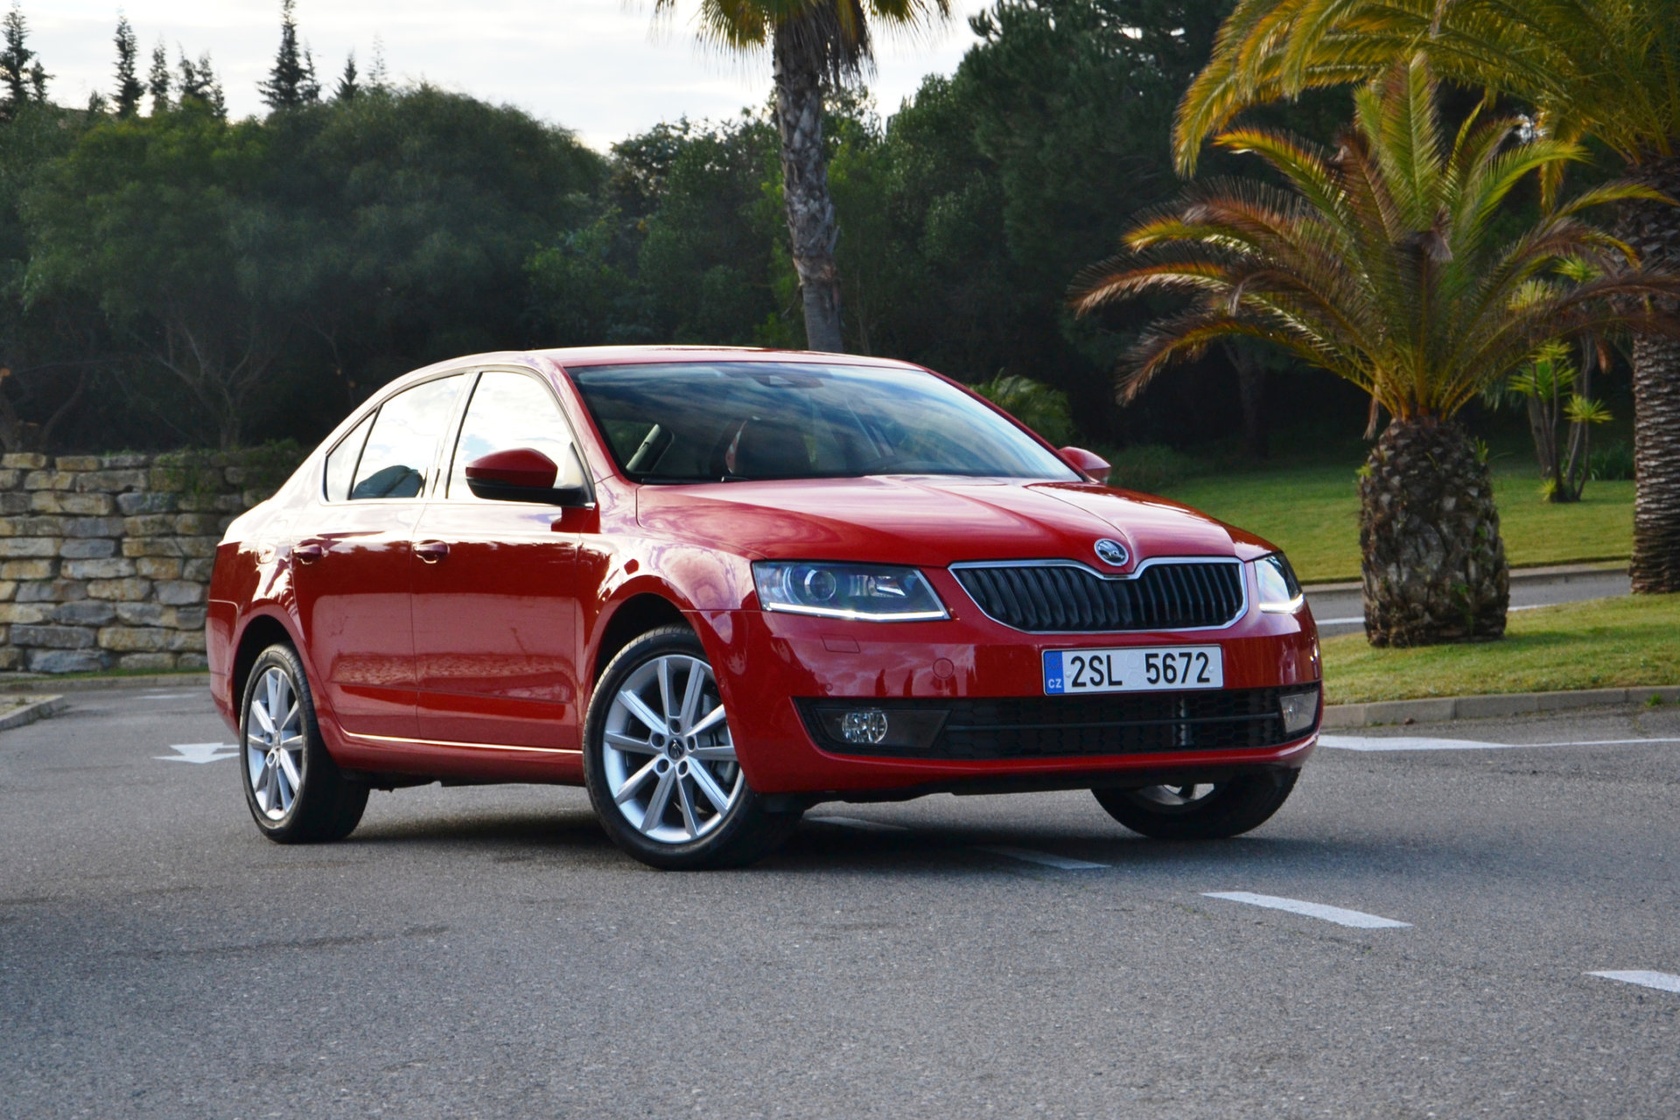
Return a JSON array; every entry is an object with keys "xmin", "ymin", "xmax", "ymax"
[
  {"xmin": 1204, "ymin": 891, "xmax": 1410, "ymax": 929},
  {"xmin": 1589, "ymin": 970, "xmax": 1680, "ymax": 994},
  {"xmin": 156, "ymin": 742, "xmax": 238, "ymax": 764}
]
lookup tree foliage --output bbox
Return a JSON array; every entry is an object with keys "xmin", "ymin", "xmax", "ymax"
[
  {"xmin": 1074, "ymin": 57, "xmax": 1677, "ymax": 422},
  {"xmin": 1, "ymin": 0, "xmax": 1625, "ymax": 469},
  {"xmin": 111, "ymin": 17, "xmax": 143, "ymax": 118},
  {"xmin": 0, "ymin": 2, "xmax": 47, "ymax": 120},
  {"xmin": 258, "ymin": 0, "xmax": 320, "ymax": 112}
]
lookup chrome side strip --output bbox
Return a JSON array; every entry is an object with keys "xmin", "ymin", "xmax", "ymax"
[{"xmin": 343, "ymin": 730, "xmax": 581, "ymax": 756}]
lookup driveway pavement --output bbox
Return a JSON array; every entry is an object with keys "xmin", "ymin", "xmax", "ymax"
[{"xmin": 3, "ymin": 685, "xmax": 1678, "ymax": 1118}]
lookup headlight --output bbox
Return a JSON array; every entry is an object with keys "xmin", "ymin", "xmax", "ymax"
[
  {"xmin": 752, "ymin": 562, "xmax": 948, "ymax": 621},
  {"xmin": 1253, "ymin": 552, "xmax": 1304, "ymax": 613}
]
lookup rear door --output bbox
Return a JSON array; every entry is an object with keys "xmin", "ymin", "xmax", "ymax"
[
  {"xmin": 409, "ymin": 369, "xmax": 587, "ymax": 749},
  {"xmin": 291, "ymin": 373, "xmax": 466, "ymax": 741}
]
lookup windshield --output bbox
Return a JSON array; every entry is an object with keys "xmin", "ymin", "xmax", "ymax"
[{"xmin": 567, "ymin": 361, "xmax": 1077, "ymax": 484}]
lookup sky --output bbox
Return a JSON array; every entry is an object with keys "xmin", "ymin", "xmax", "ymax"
[{"xmin": 30, "ymin": 1, "xmax": 994, "ymax": 151}]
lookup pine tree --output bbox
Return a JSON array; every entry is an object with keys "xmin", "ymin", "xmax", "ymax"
[
  {"xmin": 113, "ymin": 16, "xmax": 143, "ymax": 117},
  {"xmin": 334, "ymin": 50, "xmax": 357, "ymax": 101},
  {"xmin": 0, "ymin": 2, "xmax": 39, "ymax": 118},
  {"xmin": 147, "ymin": 40, "xmax": 170, "ymax": 114},
  {"xmin": 367, "ymin": 36, "xmax": 388, "ymax": 92},
  {"xmin": 178, "ymin": 50, "xmax": 225, "ymax": 117},
  {"xmin": 258, "ymin": 0, "xmax": 320, "ymax": 111},
  {"xmin": 299, "ymin": 46, "xmax": 320, "ymax": 102}
]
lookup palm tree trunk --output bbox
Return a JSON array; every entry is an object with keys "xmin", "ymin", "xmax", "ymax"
[
  {"xmin": 1225, "ymin": 342, "xmax": 1269, "ymax": 459},
  {"xmin": 1622, "ymin": 157, "xmax": 1680, "ymax": 593},
  {"xmin": 1359, "ymin": 417, "xmax": 1509, "ymax": 646},
  {"xmin": 771, "ymin": 21, "xmax": 844, "ymax": 353}
]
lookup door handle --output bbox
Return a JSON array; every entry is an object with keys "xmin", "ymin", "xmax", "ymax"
[
  {"xmin": 293, "ymin": 542, "xmax": 325, "ymax": 565},
  {"xmin": 414, "ymin": 540, "xmax": 450, "ymax": 564}
]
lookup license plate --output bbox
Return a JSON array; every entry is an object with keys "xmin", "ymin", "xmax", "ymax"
[{"xmin": 1043, "ymin": 646, "xmax": 1223, "ymax": 695}]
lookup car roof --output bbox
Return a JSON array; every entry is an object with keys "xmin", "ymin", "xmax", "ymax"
[
  {"xmin": 373, "ymin": 346, "xmax": 930, "ymax": 399},
  {"xmin": 534, "ymin": 345, "xmax": 925, "ymax": 373}
]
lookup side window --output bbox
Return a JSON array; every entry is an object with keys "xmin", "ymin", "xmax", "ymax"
[
  {"xmin": 447, "ymin": 371, "xmax": 584, "ymax": 499},
  {"xmin": 323, "ymin": 412, "xmax": 374, "ymax": 502},
  {"xmin": 350, "ymin": 375, "xmax": 464, "ymax": 500}
]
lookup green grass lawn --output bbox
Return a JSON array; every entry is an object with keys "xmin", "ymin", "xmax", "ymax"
[
  {"xmin": 1158, "ymin": 463, "xmax": 1633, "ymax": 582},
  {"xmin": 1321, "ymin": 593, "xmax": 1680, "ymax": 704}
]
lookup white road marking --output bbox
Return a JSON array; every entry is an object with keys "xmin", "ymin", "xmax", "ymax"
[
  {"xmin": 1322, "ymin": 735, "xmax": 1680, "ymax": 752},
  {"xmin": 977, "ymin": 845, "xmax": 1107, "ymax": 870},
  {"xmin": 156, "ymin": 742, "xmax": 238, "ymax": 764},
  {"xmin": 140, "ymin": 692, "xmax": 201, "ymax": 701},
  {"xmin": 807, "ymin": 815, "xmax": 911, "ymax": 833},
  {"xmin": 1589, "ymin": 970, "xmax": 1680, "ymax": 994},
  {"xmin": 1321, "ymin": 735, "xmax": 1507, "ymax": 751},
  {"xmin": 1204, "ymin": 891, "xmax": 1410, "ymax": 929}
]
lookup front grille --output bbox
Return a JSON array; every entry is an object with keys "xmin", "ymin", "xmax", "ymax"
[
  {"xmin": 799, "ymin": 686, "xmax": 1313, "ymax": 761},
  {"xmin": 954, "ymin": 561, "xmax": 1244, "ymax": 632}
]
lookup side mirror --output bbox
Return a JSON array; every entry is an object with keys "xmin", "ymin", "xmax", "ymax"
[
  {"xmin": 465, "ymin": 448, "xmax": 588, "ymax": 506},
  {"xmin": 1059, "ymin": 446, "xmax": 1112, "ymax": 485}
]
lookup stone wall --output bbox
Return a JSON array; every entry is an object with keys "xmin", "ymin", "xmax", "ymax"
[{"xmin": 0, "ymin": 449, "xmax": 297, "ymax": 673}]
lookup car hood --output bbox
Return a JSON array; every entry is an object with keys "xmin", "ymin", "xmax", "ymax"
[{"xmin": 635, "ymin": 476, "xmax": 1266, "ymax": 568}]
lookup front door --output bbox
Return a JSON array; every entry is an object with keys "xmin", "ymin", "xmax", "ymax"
[{"xmin": 410, "ymin": 369, "xmax": 586, "ymax": 749}]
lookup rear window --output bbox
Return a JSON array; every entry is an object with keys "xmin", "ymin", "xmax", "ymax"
[{"xmin": 567, "ymin": 361, "xmax": 1075, "ymax": 484}]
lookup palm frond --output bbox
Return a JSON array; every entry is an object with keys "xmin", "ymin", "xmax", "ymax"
[{"xmin": 1086, "ymin": 48, "xmax": 1680, "ymax": 424}]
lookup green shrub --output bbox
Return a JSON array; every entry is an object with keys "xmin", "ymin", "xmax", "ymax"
[
  {"xmin": 1589, "ymin": 439, "xmax": 1634, "ymax": 481},
  {"xmin": 971, "ymin": 374, "xmax": 1075, "ymax": 447},
  {"xmin": 1099, "ymin": 444, "xmax": 1205, "ymax": 493}
]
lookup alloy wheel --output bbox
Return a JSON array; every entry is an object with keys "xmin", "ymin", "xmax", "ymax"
[
  {"xmin": 245, "ymin": 665, "xmax": 305, "ymax": 821},
  {"xmin": 600, "ymin": 653, "xmax": 743, "ymax": 843},
  {"xmin": 1133, "ymin": 783, "xmax": 1217, "ymax": 811}
]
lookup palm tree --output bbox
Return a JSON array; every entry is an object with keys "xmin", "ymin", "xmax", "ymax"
[
  {"xmin": 653, "ymin": 0, "xmax": 949, "ymax": 352},
  {"xmin": 1073, "ymin": 57, "xmax": 1678, "ymax": 646},
  {"xmin": 1170, "ymin": 0, "xmax": 1680, "ymax": 594}
]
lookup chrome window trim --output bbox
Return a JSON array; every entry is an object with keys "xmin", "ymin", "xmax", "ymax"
[
  {"xmin": 947, "ymin": 555, "xmax": 1249, "ymax": 633},
  {"xmin": 319, "ymin": 368, "xmax": 471, "ymax": 504},
  {"xmin": 437, "ymin": 365, "xmax": 597, "ymax": 507}
]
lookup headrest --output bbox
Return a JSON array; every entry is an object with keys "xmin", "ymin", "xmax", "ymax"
[{"xmin": 726, "ymin": 416, "xmax": 812, "ymax": 479}]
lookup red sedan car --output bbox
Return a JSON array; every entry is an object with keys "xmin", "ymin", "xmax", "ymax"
[{"xmin": 208, "ymin": 347, "xmax": 1320, "ymax": 868}]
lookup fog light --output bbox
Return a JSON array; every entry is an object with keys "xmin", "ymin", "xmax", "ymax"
[
  {"xmin": 842, "ymin": 709, "xmax": 889, "ymax": 745},
  {"xmin": 807, "ymin": 704, "xmax": 949, "ymax": 751},
  {"xmin": 1279, "ymin": 687, "xmax": 1320, "ymax": 735}
]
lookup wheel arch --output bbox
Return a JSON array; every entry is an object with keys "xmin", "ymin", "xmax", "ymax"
[
  {"xmin": 590, "ymin": 592, "xmax": 689, "ymax": 689},
  {"xmin": 230, "ymin": 612, "xmax": 302, "ymax": 717}
]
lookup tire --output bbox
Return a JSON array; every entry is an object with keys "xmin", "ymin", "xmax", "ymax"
[
  {"xmin": 583, "ymin": 626, "xmax": 800, "ymax": 870},
  {"xmin": 239, "ymin": 643, "xmax": 368, "ymax": 844},
  {"xmin": 1092, "ymin": 769, "xmax": 1299, "ymax": 840}
]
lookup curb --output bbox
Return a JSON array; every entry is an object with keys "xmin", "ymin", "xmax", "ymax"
[
  {"xmin": 1324, "ymin": 685, "xmax": 1680, "ymax": 728},
  {"xmin": 0, "ymin": 695, "xmax": 67, "ymax": 732},
  {"xmin": 0, "ymin": 673, "xmax": 210, "ymax": 696}
]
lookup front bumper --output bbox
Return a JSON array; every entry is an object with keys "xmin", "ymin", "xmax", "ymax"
[{"xmin": 691, "ymin": 590, "xmax": 1321, "ymax": 798}]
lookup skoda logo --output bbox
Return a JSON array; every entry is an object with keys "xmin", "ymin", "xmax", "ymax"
[{"xmin": 1094, "ymin": 539, "xmax": 1129, "ymax": 567}]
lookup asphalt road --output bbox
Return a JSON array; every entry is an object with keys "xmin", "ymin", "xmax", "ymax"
[
  {"xmin": 1306, "ymin": 567, "xmax": 1631, "ymax": 637},
  {"xmin": 3, "ymin": 686, "xmax": 1678, "ymax": 1119}
]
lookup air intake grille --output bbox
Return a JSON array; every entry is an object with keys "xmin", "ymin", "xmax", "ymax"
[
  {"xmin": 954, "ymin": 561, "xmax": 1244, "ymax": 632},
  {"xmin": 799, "ymin": 686, "xmax": 1313, "ymax": 761}
]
